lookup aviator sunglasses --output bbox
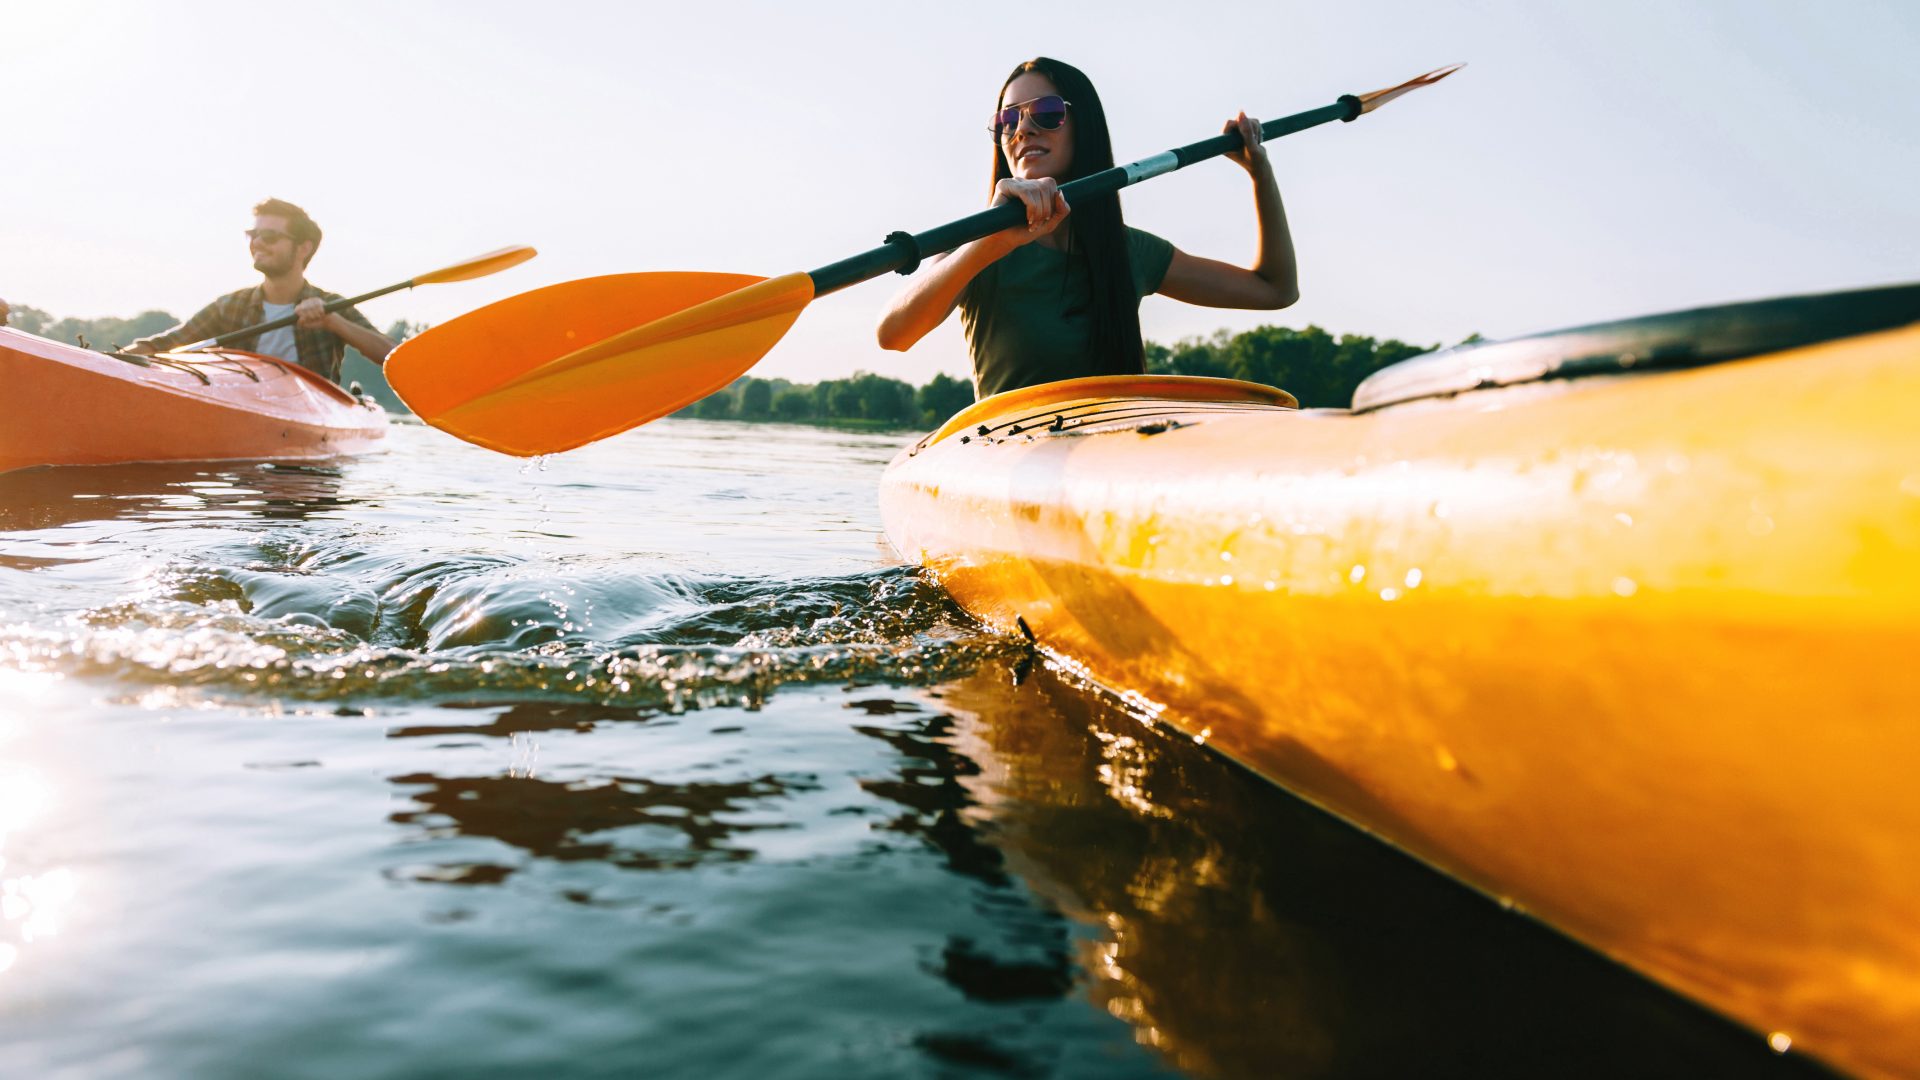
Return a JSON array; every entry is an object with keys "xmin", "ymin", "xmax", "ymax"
[{"xmin": 991, "ymin": 95, "xmax": 1070, "ymax": 139}]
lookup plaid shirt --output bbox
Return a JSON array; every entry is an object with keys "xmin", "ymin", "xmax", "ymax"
[{"xmin": 134, "ymin": 283, "xmax": 378, "ymax": 384}]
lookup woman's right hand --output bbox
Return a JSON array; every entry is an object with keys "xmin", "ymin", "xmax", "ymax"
[
  {"xmin": 876, "ymin": 177, "xmax": 1067, "ymax": 352},
  {"xmin": 992, "ymin": 177, "xmax": 1070, "ymax": 246}
]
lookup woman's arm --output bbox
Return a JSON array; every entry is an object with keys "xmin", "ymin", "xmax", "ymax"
[
  {"xmin": 1156, "ymin": 112, "xmax": 1300, "ymax": 311},
  {"xmin": 877, "ymin": 178, "xmax": 1070, "ymax": 352}
]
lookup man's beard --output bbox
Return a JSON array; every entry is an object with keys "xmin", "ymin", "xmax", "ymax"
[{"xmin": 253, "ymin": 252, "xmax": 294, "ymax": 276}]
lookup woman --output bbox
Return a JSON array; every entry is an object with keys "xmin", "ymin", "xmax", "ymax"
[{"xmin": 877, "ymin": 57, "xmax": 1300, "ymax": 399}]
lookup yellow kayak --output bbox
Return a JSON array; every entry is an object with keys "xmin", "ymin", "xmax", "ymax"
[{"xmin": 879, "ymin": 284, "xmax": 1920, "ymax": 1080}]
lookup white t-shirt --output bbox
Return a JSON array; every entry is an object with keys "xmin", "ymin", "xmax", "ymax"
[{"xmin": 256, "ymin": 302, "xmax": 298, "ymax": 364}]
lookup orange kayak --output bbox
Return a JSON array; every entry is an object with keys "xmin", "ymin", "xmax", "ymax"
[
  {"xmin": 0, "ymin": 327, "xmax": 388, "ymax": 474},
  {"xmin": 881, "ymin": 283, "xmax": 1920, "ymax": 1080}
]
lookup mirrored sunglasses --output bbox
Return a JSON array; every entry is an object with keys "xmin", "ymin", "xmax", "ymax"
[{"xmin": 991, "ymin": 95, "xmax": 1070, "ymax": 139}]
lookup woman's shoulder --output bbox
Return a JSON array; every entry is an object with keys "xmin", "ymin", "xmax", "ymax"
[
  {"xmin": 1126, "ymin": 227, "xmax": 1175, "ymax": 296},
  {"xmin": 1126, "ymin": 226, "xmax": 1173, "ymax": 256}
]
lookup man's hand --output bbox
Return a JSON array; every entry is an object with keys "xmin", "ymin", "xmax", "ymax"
[{"xmin": 295, "ymin": 297, "xmax": 332, "ymax": 329}]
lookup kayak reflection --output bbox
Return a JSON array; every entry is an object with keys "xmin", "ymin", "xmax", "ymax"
[
  {"xmin": 925, "ymin": 658, "xmax": 1830, "ymax": 1080},
  {"xmin": 0, "ymin": 460, "xmax": 355, "ymax": 533}
]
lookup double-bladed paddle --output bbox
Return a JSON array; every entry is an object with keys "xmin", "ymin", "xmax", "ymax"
[
  {"xmin": 385, "ymin": 65, "xmax": 1462, "ymax": 457},
  {"xmin": 173, "ymin": 245, "xmax": 539, "ymax": 352}
]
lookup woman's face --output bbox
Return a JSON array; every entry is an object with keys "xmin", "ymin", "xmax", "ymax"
[{"xmin": 998, "ymin": 72, "xmax": 1074, "ymax": 181}]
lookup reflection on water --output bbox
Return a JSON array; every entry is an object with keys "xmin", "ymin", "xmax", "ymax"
[
  {"xmin": 926, "ymin": 660, "xmax": 1832, "ymax": 1079},
  {"xmin": 853, "ymin": 701, "xmax": 1012, "ymax": 888},
  {"xmin": 0, "ymin": 460, "xmax": 355, "ymax": 532},
  {"xmin": 0, "ymin": 422, "xmax": 1835, "ymax": 1078},
  {"xmin": 0, "ymin": 674, "xmax": 76, "ymax": 984},
  {"xmin": 388, "ymin": 770, "xmax": 803, "ymax": 876}
]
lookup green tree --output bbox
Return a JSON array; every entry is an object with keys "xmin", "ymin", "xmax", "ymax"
[
  {"xmin": 739, "ymin": 377, "xmax": 773, "ymax": 419},
  {"xmin": 916, "ymin": 372, "xmax": 975, "ymax": 425},
  {"xmin": 1219, "ymin": 326, "xmax": 1320, "ymax": 404},
  {"xmin": 851, "ymin": 372, "xmax": 916, "ymax": 424},
  {"xmin": 828, "ymin": 379, "xmax": 861, "ymax": 418},
  {"xmin": 774, "ymin": 389, "xmax": 812, "ymax": 421},
  {"xmin": 4, "ymin": 304, "xmax": 53, "ymax": 335},
  {"xmin": 1145, "ymin": 332, "xmax": 1232, "ymax": 378},
  {"xmin": 43, "ymin": 310, "xmax": 177, "ymax": 351},
  {"xmin": 1144, "ymin": 324, "xmax": 1439, "ymax": 408},
  {"xmin": 695, "ymin": 390, "xmax": 734, "ymax": 419},
  {"xmin": 386, "ymin": 320, "xmax": 430, "ymax": 343}
]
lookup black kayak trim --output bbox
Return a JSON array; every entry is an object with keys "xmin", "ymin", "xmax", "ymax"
[{"xmin": 1353, "ymin": 282, "xmax": 1920, "ymax": 412}]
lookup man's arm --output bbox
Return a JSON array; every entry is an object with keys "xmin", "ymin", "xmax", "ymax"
[
  {"xmin": 296, "ymin": 298, "xmax": 395, "ymax": 363},
  {"xmin": 127, "ymin": 295, "xmax": 240, "ymax": 355}
]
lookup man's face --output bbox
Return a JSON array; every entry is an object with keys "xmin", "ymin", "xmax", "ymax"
[{"xmin": 248, "ymin": 214, "xmax": 308, "ymax": 276}]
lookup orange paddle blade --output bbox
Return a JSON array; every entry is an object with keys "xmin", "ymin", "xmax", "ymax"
[
  {"xmin": 413, "ymin": 245, "xmax": 539, "ymax": 285},
  {"xmin": 386, "ymin": 271, "xmax": 813, "ymax": 457},
  {"xmin": 1356, "ymin": 63, "xmax": 1464, "ymax": 114}
]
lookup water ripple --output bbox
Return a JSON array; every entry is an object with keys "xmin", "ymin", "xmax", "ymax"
[{"xmin": 1, "ymin": 554, "xmax": 1018, "ymax": 712}]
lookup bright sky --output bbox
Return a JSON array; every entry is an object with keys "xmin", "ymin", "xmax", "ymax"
[{"xmin": 3, "ymin": 0, "xmax": 1914, "ymax": 385}]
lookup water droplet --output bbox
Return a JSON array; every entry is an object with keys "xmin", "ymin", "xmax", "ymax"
[
  {"xmin": 1768, "ymin": 1032, "xmax": 1792, "ymax": 1054},
  {"xmin": 1404, "ymin": 568, "xmax": 1422, "ymax": 589},
  {"xmin": 1349, "ymin": 564, "xmax": 1367, "ymax": 584},
  {"xmin": 1379, "ymin": 588, "xmax": 1399, "ymax": 602},
  {"xmin": 1614, "ymin": 512, "xmax": 1633, "ymax": 527},
  {"xmin": 1612, "ymin": 577, "xmax": 1638, "ymax": 598},
  {"xmin": 1220, "ymin": 551, "xmax": 1233, "ymax": 562},
  {"xmin": 1219, "ymin": 575, "xmax": 1234, "ymax": 587}
]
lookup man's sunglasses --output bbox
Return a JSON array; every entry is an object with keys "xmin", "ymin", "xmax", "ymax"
[
  {"xmin": 991, "ymin": 95, "xmax": 1070, "ymax": 139},
  {"xmin": 245, "ymin": 228, "xmax": 294, "ymax": 244}
]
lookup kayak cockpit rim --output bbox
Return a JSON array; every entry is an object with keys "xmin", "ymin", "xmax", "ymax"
[
  {"xmin": 914, "ymin": 375, "xmax": 1297, "ymax": 452},
  {"xmin": 1354, "ymin": 281, "xmax": 1920, "ymax": 412}
]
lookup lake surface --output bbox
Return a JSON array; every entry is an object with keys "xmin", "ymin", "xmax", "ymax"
[{"xmin": 0, "ymin": 419, "xmax": 1826, "ymax": 1078}]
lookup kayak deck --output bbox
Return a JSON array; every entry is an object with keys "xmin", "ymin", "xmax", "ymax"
[{"xmin": 0, "ymin": 327, "xmax": 387, "ymax": 474}]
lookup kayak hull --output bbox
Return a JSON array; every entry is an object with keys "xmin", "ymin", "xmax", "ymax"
[
  {"xmin": 0, "ymin": 327, "xmax": 388, "ymax": 474},
  {"xmin": 880, "ymin": 327, "xmax": 1920, "ymax": 1080}
]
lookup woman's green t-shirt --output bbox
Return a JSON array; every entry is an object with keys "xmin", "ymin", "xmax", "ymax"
[{"xmin": 959, "ymin": 227, "xmax": 1175, "ymax": 399}]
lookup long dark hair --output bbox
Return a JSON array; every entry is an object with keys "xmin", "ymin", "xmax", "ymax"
[{"xmin": 966, "ymin": 57, "xmax": 1144, "ymax": 373}]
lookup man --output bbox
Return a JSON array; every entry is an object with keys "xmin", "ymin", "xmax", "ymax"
[{"xmin": 128, "ymin": 198, "xmax": 395, "ymax": 383}]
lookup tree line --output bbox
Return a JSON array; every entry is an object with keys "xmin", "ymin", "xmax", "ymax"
[
  {"xmin": 7, "ymin": 301, "xmax": 1447, "ymax": 425},
  {"xmin": 674, "ymin": 371, "xmax": 977, "ymax": 430},
  {"xmin": 682, "ymin": 324, "xmax": 1443, "ymax": 428}
]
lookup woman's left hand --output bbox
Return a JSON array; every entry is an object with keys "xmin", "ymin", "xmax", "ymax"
[{"xmin": 1224, "ymin": 111, "xmax": 1268, "ymax": 175}]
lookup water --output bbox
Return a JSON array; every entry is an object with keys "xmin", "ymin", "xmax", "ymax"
[{"xmin": 0, "ymin": 419, "xmax": 1826, "ymax": 1079}]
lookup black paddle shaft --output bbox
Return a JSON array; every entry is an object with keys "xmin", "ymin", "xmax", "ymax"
[
  {"xmin": 189, "ymin": 279, "xmax": 416, "ymax": 351},
  {"xmin": 806, "ymin": 96, "xmax": 1360, "ymax": 297}
]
